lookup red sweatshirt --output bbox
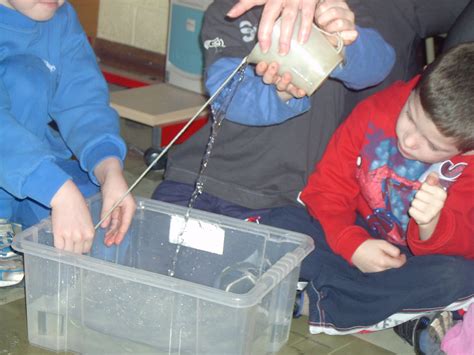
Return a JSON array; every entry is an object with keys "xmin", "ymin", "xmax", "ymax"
[{"xmin": 301, "ymin": 78, "xmax": 474, "ymax": 263}]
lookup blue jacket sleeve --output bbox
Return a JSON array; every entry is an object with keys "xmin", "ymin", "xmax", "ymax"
[
  {"xmin": 205, "ymin": 58, "xmax": 310, "ymax": 126},
  {"xmin": 49, "ymin": 4, "xmax": 126, "ymax": 184},
  {"xmin": 0, "ymin": 80, "xmax": 71, "ymax": 207},
  {"xmin": 330, "ymin": 26, "xmax": 395, "ymax": 89}
]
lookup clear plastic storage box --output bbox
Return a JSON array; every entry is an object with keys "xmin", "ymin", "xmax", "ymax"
[{"xmin": 13, "ymin": 196, "xmax": 314, "ymax": 354}]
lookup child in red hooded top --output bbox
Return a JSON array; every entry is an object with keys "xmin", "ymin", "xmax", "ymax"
[{"xmin": 301, "ymin": 44, "xmax": 474, "ymax": 272}]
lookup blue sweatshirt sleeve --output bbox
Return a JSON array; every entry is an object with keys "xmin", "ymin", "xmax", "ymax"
[
  {"xmin": 330, "ymin": 26, "xmax": 395, "ymax": 90},
  {"xmin": 49, "ymin": 4, "xmax": 126, "ymax": 184},
  {"xmin": 0, "ymin": 80, "xmax": 71, "ymax": 207},
  {"xmin": 206, "ymin": 58, "xmax": 310, "ymax": 126}
]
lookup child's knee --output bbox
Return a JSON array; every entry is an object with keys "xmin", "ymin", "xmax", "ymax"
[
  {"xmin": 437, "ymin": 257, "xmax": 474, "ymax": 296},
  {"xmin": 264, "ymin": 206, "xmax": 316, "ymax": 232},
  {"xmin": 451, "ymin": 258, "xmax": 474, "ymax": 289}
]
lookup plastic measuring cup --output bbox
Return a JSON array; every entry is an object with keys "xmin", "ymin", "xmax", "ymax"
[{"xmin": 247, "ymin": 14, "xmax": 344, "ymax": 96}]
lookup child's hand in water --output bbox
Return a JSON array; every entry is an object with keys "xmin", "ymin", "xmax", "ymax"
[
  {"xmin": 94, "ymin": 157, "xmax": 136, "ymax": 247},
  {"xmin": 256, "ymin": 61, "xmax": 307, "ymax": 101},
  {"xmin": 50, "ymin": 180, "xmax": 95, "ymax": 254}
]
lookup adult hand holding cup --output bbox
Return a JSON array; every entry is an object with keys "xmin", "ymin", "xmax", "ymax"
[
  {"xmin": 247, "ymin": 13, "xmax": 344, "ymax": 96},
  {"xmin": 227, "ymin": 0, "xmax": 358, "ymax": 54}
]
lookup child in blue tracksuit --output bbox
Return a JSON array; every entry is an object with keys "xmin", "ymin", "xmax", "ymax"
[{"xmin": 0, "ymin": 0, "xmax": 136, "ymax": 285}]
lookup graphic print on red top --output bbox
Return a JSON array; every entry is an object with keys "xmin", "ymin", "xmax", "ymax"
[{"xmin": 356, "ymin": 122, "xmax": 467, "ymax": 246}]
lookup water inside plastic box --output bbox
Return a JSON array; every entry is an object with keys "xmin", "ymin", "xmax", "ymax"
[{"xmin": 13, "ymin": 195, "xmax": 314, "ymax": 354}]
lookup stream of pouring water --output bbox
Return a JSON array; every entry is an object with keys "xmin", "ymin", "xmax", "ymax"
[
  {"xmin": 167, "ymin": 63, "xmax": 247, "ymax": 277},
  {"xmin": 94, "ymin": 57, "xmax": 248, "ymax": 277},
  {"xmin": 94, "ymin": 57, "xmax": 248, "ymax": 230}
]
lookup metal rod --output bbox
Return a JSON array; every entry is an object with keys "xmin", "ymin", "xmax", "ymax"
[{"xmin": 94, "ymin": 56, "xmax": 249, "ymax": 230}]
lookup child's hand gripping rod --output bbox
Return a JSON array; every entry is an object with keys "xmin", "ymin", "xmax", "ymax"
[{"xmin": 94, "ymin": 56, "xmax": 248, "ymax": 230}]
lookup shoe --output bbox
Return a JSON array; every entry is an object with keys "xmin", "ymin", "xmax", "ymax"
[
  {"xmin": 215, "ymin": 258, "xmax": 272, "ymax": 294},
  {"xmin": 394, "ymin": 312, "xmax": 453, "ymax": 355},
  {"xmin": 215, "ymin": 251, "xmax": 272, "ymax": 294},
  {"xmin": 0, "ymin": 219, "xmax": 22, "ymax": 259},
  {"xmin": 0, "ymin": 219, "xmax": 24, "ymax": 287},
  {"xmin": 428, "ymin": 311, "xmax": 453, "ymax": 344},
  {"xmin": 393, "ymin": 316, "xmax": 431, "ymax": 354},
  {"xmin": 293, "ymin": 281, "xmax": 308, "ymax": 318},
  {"xmin": 0, "ymin": 256, "xmax": 24, "ymax": 287},
  {"xmin": 0, "ymin": 219, "xmax": 15, "ymax": 258},
  {"xmin": 216, "ymin": 262, "xmax": 259, "ymax": 293}
]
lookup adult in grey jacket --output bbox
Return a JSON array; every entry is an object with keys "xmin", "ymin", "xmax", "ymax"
[{"xmin": 153, "ymin": 0, "xmax": 469, "ymax": 214}]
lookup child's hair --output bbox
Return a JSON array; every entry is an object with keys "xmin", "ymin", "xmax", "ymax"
[{"xmin": 416, "ymin": 42, "xmax": 474, "ymax": 152}]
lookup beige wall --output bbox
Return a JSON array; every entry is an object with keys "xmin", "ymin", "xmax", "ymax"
[{"xmin": 98, "ymin": 0, "xmax": 169, "ymax": 54}]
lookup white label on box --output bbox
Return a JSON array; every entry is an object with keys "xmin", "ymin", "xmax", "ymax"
[{"xmin": 169, "ymin": 215, "xmax": 224, "ymax": 255}]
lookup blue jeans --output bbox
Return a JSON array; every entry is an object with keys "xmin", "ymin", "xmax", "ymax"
[{"xmin": 153, "ymin": 180, "xmax": 474, "ymax": 330}]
